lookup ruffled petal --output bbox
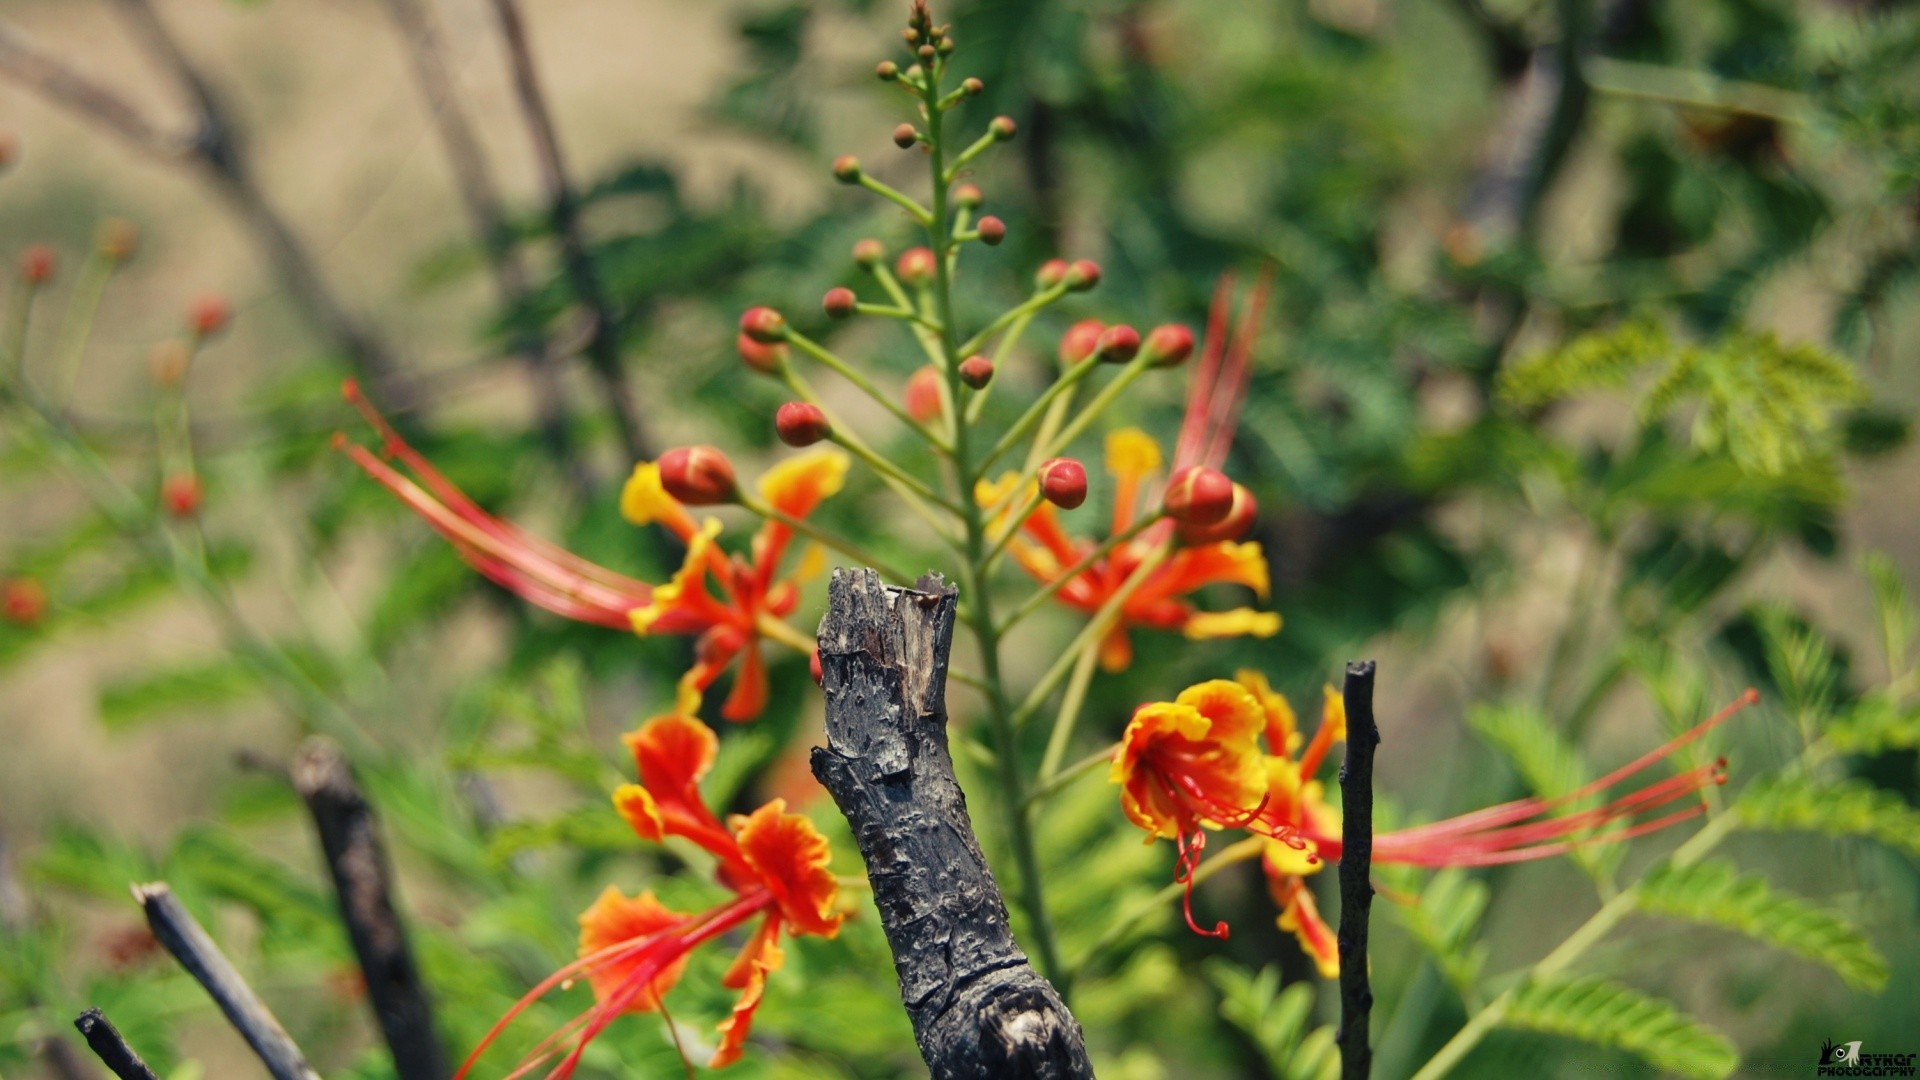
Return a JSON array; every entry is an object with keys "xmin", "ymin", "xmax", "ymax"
[
  {"xmin": 1182, "ymin": 608, "xmax": 1282, "ymax": 641},
  {"xmin": 576, "ymin": 886, "xmax": 692, "ymax": 1011},
  {"xmin": 731, "ymin": 799, "xmax": 845, "ymax": 937},
  {"xmin": 1237, "ymin": 670, "xmax": 1301, "ymax": 755},
  {"xmin": 758, "ymin": 448, "xmax": 849, "ymax": 520},
  {"xmin": 709, "ymin": 916, "xmax": 785, "ymax": 1068},
  {"xmin": 629, "ymin": 520, "xmax": 729, "ymax": 636},
  {"xmin": 620, "ymin": 462, "xmax": 699, "ymax": 540}
]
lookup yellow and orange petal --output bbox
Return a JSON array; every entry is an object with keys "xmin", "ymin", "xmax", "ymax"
[
  {"xmin": 621, "ymin": 462, "xmax": 698, "ymax": 538},
  {"xmin": 576, "ymin": 886, "xmax": 692, "ymax": 1011},
  {"xmin": 613, "ymin": 784, "xmax": 666, "ymax": 842},
  {"xmin": 710, "ymin": 917, "xmax": 786, "ymax": 1068},
  {"xmin": 1318, "ymin": 684, "xmax": 1348, "ymax": 743},
  {"xmin": 758, "ymin": 448, "xmax": 849, "ymax": 520},
  {"xmin": 1105, "ymin": 428, "xmax": 1163, "ymax": 481},
  {"xmin": 623, "ymin": 712, "xmax": 719, "ymax": 790},
  {"xmin": 1183, "ymin": 608, "xmax": 1282, "ymax": 641},
  {"xmin": 1265, "ymin": 864, "xmax": 1339, "ymax": 979},
  {"xmin": 1151, "ymin": 540, "xmax": 1273, "ymax": 601},
  {"xmin": 732, "ymin": 800, "xmax": 845, "ymax": 937},
  {"xmin": 1111, "ymin": 681, "xmax": 1271, "ymax": 839},
  {"xmin": 1237, "ymin": 670, "xmax": 1301, "ymax": 755},
  {"xmin": 629, "ymin": 519, "xmax": 728, "ymax": 635}
]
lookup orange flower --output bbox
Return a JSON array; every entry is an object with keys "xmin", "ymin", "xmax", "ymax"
[
  {"xmin": 1115, "ymin": 674, "xmax": 1761, "ymax": 973},
  {"xmin": 337, "ymin": 383, "xmax": 841, "ymax": 721},
  {"xmin": 1110, "ymin": 679, "xmax": 1305, "ymax": 937},
  {"xmin": 624, "ymin": 448, "xmax": 846, "ymax": 720},
  {"xmin": 460, "ymin": 713, "xmax": 844, "ymax": 1078},
  {"xmin": 990, "ymin": 427, "xmax": 1279, "ymax": 672}
]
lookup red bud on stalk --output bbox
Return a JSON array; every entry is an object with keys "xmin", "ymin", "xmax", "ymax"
[
  {"xmin": 188, "ymin": 294, "xmax": 231, "ymax": 338},
  {"xmin": 1096, "ymin": 324, "xmax": 1141, "ymax": 363},
  {"xmin": 904, "ymin": 366, "xmax": 944, "ymax": 423},
  {"xmin": 1058, "ymin": 319, "xmax": 1106, "ymax": 366},
  {"xmin": 876, "ymin": 61, "xmax": 900, "ymax": 81},
  {"xmin": 1176, "ymin": 484, "xmax": 1258, "ymax": 545},
  {"xmin": 989, "ymin": 116, "xmax": 1018, "ymax": 141},
  {"xmin": 958, "ymin": 355, "xmax": 994, "ymax": 388},
  {"xmin": 1164, "ymin": 466, "xmax": 1235, "ymax": 525},
  {"xmin": 962, "ymin": 77, "xmax": 984, "ymax": 96},
  {"xmin": 852, "ymin": 238, "xmax": 886, "ymax": 267},
  {"xmin": 1065, "ymin": 259, "xmax": 1102, "ymax": 292},
  {"xmin": 832, "ymin": 155, "xmax": 862, "ymax": 183},
  {"xmin": 893, "ymin": 124, "xmax": 920, "ymax": 149},
  {"xmin": 1036, "ymin": 259, "xmax": 1069, "ymax": 289},
  {"xmin": 895, "ymin": 247, "xmax": 937, "ymax": 288},
  {"xmin": 739, "ymin": 306, "xmax": 787, "ymax": 343},
  {"xmin": 19, "ymin": 244, "xmax": 55, "ymax": 284},
  {"xmin": 977, "ymin": 216, "xmax": 1006, "ymax": 246},
  {"xmin": 1142, "ymin": 324, "xmax": 1196, "ymax": 367},
  {"xmin": 823, "ymin": 287, "xmax": 857, "ymax": 319},
  {"xmin": 954, "ymin": 183, "xmax": 984, "ymax": 208},
  {"xmin": 1, "ymin": 578, "xmax": 47, "ymax": 626},
  {"xmin": 1039, "ymin": 458, "xmax": 1088, "ymax": 510},
  {"xmin": 737, "ymin": 333, "xmax": 787, "ymax": 374},
  {"xmin": 658, "ymin": 446, "xmax": 739, "ymax": 505},
  {"xmin": 162, "ymin": 473, "xmax": 204, "ymax": 517},
  {"xmin": 775, "ymin": 402, "xmax": 831, "ymax": 447}
]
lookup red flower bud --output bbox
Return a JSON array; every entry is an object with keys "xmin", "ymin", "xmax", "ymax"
[
  {"xmin": 1142, "ymin": 324, "xmax": 1196, "ymax": 367},
  {"xmin": 917, "ymin": 43, "xmax": 936, "ymax": 62},
  {"xmin": 962, "ymin": 77, "xmax": 984, "ymax": 96},
  {"xmin": 1096, "ymin": 324, "xmax": 1141, "ymax": 363},
  {"xmin": 1, "ymin": 577, "xmax": 47, "ymax": 626},
  {"xmin": 739, "ymin": 305, "xmax": 787, "ymax": 344},
  {"xmin": 19, "ymin": 243, "xmax": 55, "ymax": 284},
  {"xmin": 893, "ymin": 123, "xmax": 919, "ymax": 149},
  {"xmin": 958, "ymin": 355, "xmax": 994, "ymax": 388},
  {"xmin": 1176, "ymin": 483, "xmax": 1258, "ymax": 545},
  {"xmin": 1036, "ymin": 259, "xmax": 1069, "ymax": 289},
  {"xmin": 775, "ymin": 402, "xmax": 831, "ymax": 447},
  {"xmin": 954, "ymin": 183, "xmax": 984, "ymax": 209},
  {"xmin": 1163, "ymin": 466, "xmax": 1235, "ymax": 525},
  {"xmin": 876, "ymin": 60, "xmax": 900, "ymax": 81},
  {"xmin": 904, "ymin": 365, "xmax": 944, "ymax": 423},
  {"xmin": 1066, "ymin": 259, "xmax": 1102, "ymax": 291},
  {"xmin": 895, "ymin": 246, "xmax": 937, "ymax": 288},
  {"xmin": 737, "ymin": 332, "xmax": 787, "ymax": 374},
  {"xmin": 823, "ymin": 287, "xmax": 857, "ymax": 319},
  {"xmin": 989, "ymin": 116, "xmax": 1018, "ymax": 141},
  {"xmin": 188, "ymin": 294, "xmax": 231, "ymax": 338},
  {"xmin": 162, "ymin": 473, "xmax": 204, "ymax": 517},
  {"xmin": 1038, "ymin": 457, "xmax": 1088, "ymax": 510},
  {"xmin": 977, "ymin": 216, "xmax": 1006, "ymax": 246},
  {"xmin": 658, "ymin": 446, "xmax": 739, "ymax": 505},
  {"xmin": 852, "ymin": 238, "xmax": 886, "ymax": 267},
  {"xmin": 832, "ymin": 155, "xmax": 862, "ymax": 184},
  {"xmin": 1058, "ymin": 318, "xmax": 1106, "ymax": 366}
]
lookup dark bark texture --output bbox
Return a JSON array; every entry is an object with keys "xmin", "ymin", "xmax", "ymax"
[
  {"xmin": 1336, "ymin": 660, "xmax": 1381, "ymax": 1080},
  {"xmin": 810, "ymin": 568, "xmax": 1094, "ymax": 1080},
  {"xmin": 293, "ymin": 739, "xmax": 449, "ymax": 1080},
  {"xmin": 74, "ymin": 1008, "xmax": 160, "ymax": 1080}
]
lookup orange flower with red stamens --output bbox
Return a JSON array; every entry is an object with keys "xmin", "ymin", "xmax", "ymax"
[
  {"xmin": 1114, "ymin": 674, "xmax": 1762, "ymax": 973},
  {"xmin": 989, "ymin": 426, "xmax": 1279, "ymax": 671},
  {"xmin": 459, "ymin": 713, "xmax": 844, "ymax": 1078},
  {"xmin": 336, "ymin": 382, "xmax": 841, "ymax": 721}
]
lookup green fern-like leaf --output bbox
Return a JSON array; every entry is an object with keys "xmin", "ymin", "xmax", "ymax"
[
  {"xmin": 1636, "ymin": 859, "xmax": 1889, "ymax": 990},
  {"xmin": 1825, "ymin": 693, "xmax": 1920, "ymax": 755},
  {"xmin": 1499, "ymin": 321, "xmax": 1861, "ymax": 476},
  {"xmin": 1501, "ymin": 975, "xmax": 1738, "ymax": 1078},
  {"xmin": 1736, "ymin": 776, "xmax": 1920, "ymax": 855},
  {"xmin": 1468, "ymin": 703, "xmax": 1621, "ymax": 880},
  {"xmin": 1206, "ymin": 961, "xmax": 1339, "ymax": 1080},
  {"xmin": 1388, "ymin": 868, "xmax": 1490, "ymax": 997},
  {"xmin": 1865, "ymin": 552, "xmax": 1915, "ymax": 681}
]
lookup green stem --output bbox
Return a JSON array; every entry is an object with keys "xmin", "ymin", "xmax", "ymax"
[
  {"xmin": 1011, "ymin": 543, "xmax": 1170, "ymax": 728},
  {"xmin": 997, "ymin": 512, "xmax": 1164, "ymax": 635},
  {"xmin": 779, "ymin": 366, "xmax": 962, "ymax": 547},
  {"xmin": 857, "ymin": 173, "xmax": 933, "ymax": 225},
  {"xmin": 1037, "ymin": 639, "xmax": 1101, "ymax": 782},
  {"xmin": 737, "ymin": 494, "xmax": 917, "ymax": 585},
  {"xmin": 957, "ymin": 283, "xmax": 1069, "ymax": 358},
  {"xmin": 51, "ymin": 252, "xmax": 113, "ymax": 403},
  {"xmin": 980, "ymin": 357, "xmax": 1101, "ymax": 471},
  {"xmin": 784, "ymin": 328, "xmax": 951, "ymax": 450},
  {"xmin": 1026, "ymin": 742, "xmax": 1117, "ymax": 808}
]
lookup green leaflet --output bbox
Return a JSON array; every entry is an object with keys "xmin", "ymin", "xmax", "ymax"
[
  {"xmin": 1206, "ymin": 962, "xmax": 1339, "ymax": 1080},
  {"xmin": 1636, "ymin": 859, "xmax": 1888, "ymax": 991},
  {"xmin": 1501, "ymin": 975, "xmax": 1738, "ymax": 1078},
  {"xmin": 1735, "ymin": 776, "xmax": 1920, "ymax": 856}
]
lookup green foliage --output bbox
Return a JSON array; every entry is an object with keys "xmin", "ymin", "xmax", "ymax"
[
  {"xmin": 1825, "ymin": 693, "xmax": 1920, "ymax": 756},
  {"xmin": 1735, "ymin": 776, "xmax": 1920, "ymax": 856},
  {"xmin": 1383, "ymin": 867, "xmax": 1490, "ymax": 999},
  {"xmin": 1500, "ymin": 320, "xmax": 1862, "ymax": 476},
  {"xmin": 1635, "ymin": 859, "xmax": 1889, "ymax": 991},
  {"xmin": 95, "ymin": 655, "xmax": 264, "ymax": 729},
  {"xmin": 1500, "ymin": 975, "xmax": 1739, "ymax": 1078},
  {"xmin": 1205, "ymin": 962, "xmax": 1338, "ymax": 1080}
]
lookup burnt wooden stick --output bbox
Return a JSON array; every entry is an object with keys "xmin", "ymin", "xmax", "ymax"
[
  {"xmin": 293, "ymin": 739, "xmax": 449, "ymax": 1080},
  {"xmin": 1336, "ymin": 660, "xmax": 1381, "ymax": 1080},
  {"xmin": 131, "ymin": 882, "xmax": 321, "ymax": 1080},
  {"xmin": 73, "ymin": 1008, "xmax": 159, "ymax": 1080},
  {"xmin": 811, "ymin": 569, "xmax": 1094, "ymax": 1080}
]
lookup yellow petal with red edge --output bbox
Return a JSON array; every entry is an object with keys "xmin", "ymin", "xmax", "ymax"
[
  {"xmin": 576, "ymin": 886, "xmax": 691, "ymax": 1011},
  {"xmin": 1173, "ymin": 679, "xmax": 1268, "ymax": 746},
  {"xmin": 629, "ymin": 519, "xmax": 723, "ymax": 636},
  {"xmin": 622, "ymin": 711, "xmax": 719, "ymax": 790},
  {"xmin": 613, "ymin": 784, "xmax": 666, "ymax": 841},
  {"xmin": 758, "ymin": 448, "xmax": 849, "ymax": 520},
  {"xmin": 1105, "ymin": 427, "xmax": 1163, "ymax": 481},
  {"xmin": 1319, "ymin": 683, "xmax": 1348, "ymax": 742},
  {"xmin": 621, "ymin": 462, "xmax": 685, "ymax": 528},
  {"xmin": 1159, "ymin": 540, "xmax": 1272, "ymax": 599},
  {"xmin": 1237, "ymin": 670, "xmax": 1301, "ymax": 755},
  {"xmin": 709, "ymin": 917, "xmax": 785, "ymax": 1068},
  {"xmin": 732, "ymin": 799, "xmax": 845, "ymax": 937},
  {"xmin": 1183, "ymin": 608, "xmax": 1281, "ymax": 641},
  {"xmin": 1265, "ymin": 868, "xmax": 1339, "ymax": 979}
]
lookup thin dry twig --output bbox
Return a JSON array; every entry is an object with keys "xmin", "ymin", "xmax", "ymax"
[
  {"xmin": 1336, "ymin": 660, "xmax": 1381, "ymax": 1080},
  {"xmin": 73, "ymin": 1008, "xmax": 160, "ymax": 1080}
]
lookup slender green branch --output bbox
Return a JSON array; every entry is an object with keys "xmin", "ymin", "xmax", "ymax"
[
  {"xmin": 945, "ymin": 129, "xmax": 999, "ymax": 179},
  {"xmin": 778, "ymin": 366, "xmax": 962, "ymax": 548},
  {"xmin": 998, "ymin": 512, "xmax": 1164, "ymax": 636},
  {"xmin": 1011, "ymin": 543, "xmax": 1170, "ymax": 728},
  {"xmin": 857, "ymin": 173, "xmax": 934, "ymax": 225},
  {"xmin": 1026, "ymin": 742, "xmax": 1117, "ymax": 808},
  {"xmin": 736, "ymin": 493, "xmax": 917, "ymax": 585},
  {"xmin": 958, "ymin": 283, "xmax": 1070, "ymax": 358},
  {"xmin": 783, "ymin": 328, "xmax": 951, "ymax": 451},
  {"xmin": 1037, "ymin": 638, "xmax": 1102, "ymax": 783},
  {"xmin": 853, "ymin": 301, "xmax": 939, "ymax": 330},
  {"xmin": 981, "ymin": 358, "xmax": 1102, "ymax": 471}
]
